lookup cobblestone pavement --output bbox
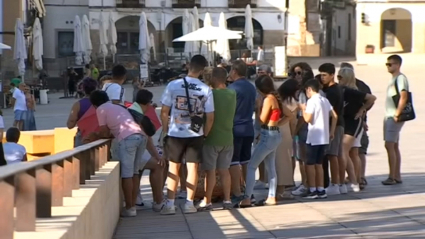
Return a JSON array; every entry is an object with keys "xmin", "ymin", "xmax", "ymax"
[{"xmin": 6, "ymin": 63, "xmax": 425, "ymax": 239}]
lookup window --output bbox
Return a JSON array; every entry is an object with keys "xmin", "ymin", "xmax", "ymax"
[
  {"xmin": 382, "ymin": 20, "xmax": 396, "ymax": 47},
  {"xmin": 338, "ymin": 26, "xmax": 341, "ymax": 39},
  {"xmin": 348, "ymin": 14, "xmax": 351, "ymax": 41},
  {"xmin": 58, "ymin": 31, "xmax": 74, "ymax": 57},
  {"xmin": 116, "ymin": 32, "xmax": 142, "ymax": 54}
]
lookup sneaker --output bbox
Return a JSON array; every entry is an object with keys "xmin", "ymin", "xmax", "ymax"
[
  {"xmin": 160, "ymin": 202, "xmax": 176, "ymax": 215},
  {"xmin": 178, "ymin": 191, "xmax": 187, "ymax": 199},
  {"xmin": 222, "ymin": 201, "xmax": 233, "ymax": 210},
  {"xmin": 325, "ymin": 184, "xmax": 341, "ymax": 195},
  {"xmin": 339, "ymin": 184, "xmax": 348, "ymax": 194},
  {"xmin": 231, "ymin": 195, "xmax": 245, "ymax": 204},
  {"xmin": 121, "ymin": 207, "xmax": 137, "ymax": 217},
  {"xmin": 292, "ymin": 184, "xmax": 307, "ymax": 196},
  {"xmin": 135, "ymin": 194, "xmax": 144, "ymax": 206},
  {"xmin": 183, "ymin": 202, "xmax": 197, "ymax": 214},
  {"xmin": 197, "ymin": 201, "xmax": 213, "ymax": 212},
  {"xmin": 349, "ymin": 183, "xmax": 360, "ymax": 192},
  {"xmin": 317, "ymin": 190, "xmax": 327, "ymax": 199},
  {"xmin": 254, "ymin": 180, "xmax": 267, "ymax": 189},
  {"xmin": 382, "ymin": 178, "xmax": 397, "ymax": 185},
  {"xmin": 278, "ymin": 191, "xmax": 294, "ymax": 200},
  {"xmin": 152, "ymin": 201, "xmax": 165, "ymax": 212},
  {"xmin": 250, "ymin": 195, "xmax": 256, "ymax": 204},
  {"xmin": 265, "ymin": 183, "xmax": 269, "ymax": 189},
  {"xmin": 303, "ymin": 190, "xmax": 318, "ymax": 199}
]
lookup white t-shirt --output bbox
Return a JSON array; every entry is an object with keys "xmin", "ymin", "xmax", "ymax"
[
  {"xmin": 4, "ymin": 142, "xmax": 26, "ymax": 164},
  {"xmin": 305, "ymin": 94, "xmax": 333, "ymax": 146},
  {"xmin": 13, "ymin": 89, "xmax": 27, "ymax": 111},
  {"xmin": 0, "ymin": 116, "xmax": 4, "ymax": 129},
  {"xmin": 102, "ymin": 83, "xmax": 124, "ymax": 103},
  {"xmin": 161, "ymin": 77, "xmax": 214, "ymax": 138}
]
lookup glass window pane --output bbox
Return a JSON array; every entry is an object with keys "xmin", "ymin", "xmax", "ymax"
[
  {"xmin": 58, "ymin": 31, "xmax": 74, "ymax": 57},
  {"xmin": 130, "ymin": 32, "xmax": 139, "ymax": 53},
  {"xmin": 117, "ymin": 32, "xmax": 128, "ymax": 54}
]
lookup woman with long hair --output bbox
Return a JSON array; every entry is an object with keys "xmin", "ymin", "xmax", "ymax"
[
  {"xmin": 237, "ymin": 75, "xmax": 292, "ymax": 207},
  {"xmin": 66, "ymin": 78, "xmax": 99, "ymax": 147},
  {"xmin": 337, "ymin": 68, "xmax": 376, "ymax": 192},
  {"xmin": 23, "ymin": 86, "xmax": 37, "ymax": 131},
  {"xmin": 275, "ymin": 79, "xmax": 299, "ymax": 199},
  {"xmin": 289, "ymin": 62, "xmax": 313, "ymax": 85}
]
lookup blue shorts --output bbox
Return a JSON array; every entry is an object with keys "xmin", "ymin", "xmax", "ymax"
[
  {"xmin": 117, "ymin": 134, "xmax": 147, "ymax": 178},
  {"xmin": 14, "ymin": 110, "xmax": 26, "ymax": 121},
  {"xmin": 306, "ymin": 144, "xmax": 328, "ymax": 165}
]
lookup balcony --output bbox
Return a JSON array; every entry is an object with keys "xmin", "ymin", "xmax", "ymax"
[
  {"xmin": 116, "ymin": 0, "xmax": 145, "ymax": 8},
  {"xmin": 172, "ymin": 0, "xmax": 201, "ymax": 8},
  {"xmin": 228, "ymin": 0, "xmax": 257, "ymax": 8}
]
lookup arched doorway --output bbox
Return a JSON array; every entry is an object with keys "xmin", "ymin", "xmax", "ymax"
[
  {"xmin": 164, "ymin": 17, "xmax": 203, "ymax": 52},
  {"xmin": 380, "ymin": 8, "xmax": 412, "ymax": 53},
  {"xmin": 115, "ymin": 16, "xmax": 156, "ymax": 54},
  {"xmin": 226, "ymin": 16, "xmax": 263, "ymax": 50}
]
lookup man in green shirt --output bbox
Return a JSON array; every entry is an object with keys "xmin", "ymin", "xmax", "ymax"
[
  {"xmin": 91, "ymin": 64, "xmax": 99, "ymax": 80},
  {"xmin": 199, "ymin": 67, "xmax": 236, "ymax": 211}
]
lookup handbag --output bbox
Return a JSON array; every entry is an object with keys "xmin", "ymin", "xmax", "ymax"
[
  {"xmin": 183, "ymin": 77, "xmax": 203, "ymax": 133},
  {"xmin": 119, "ymin": 105, "xmax": 157, "ymax": 137},
  {"xmin": 392, "ymin": 75, "xmax": 415, "ymax": 122}
]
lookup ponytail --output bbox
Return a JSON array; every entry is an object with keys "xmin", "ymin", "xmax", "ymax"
[{"xmin": 272, "ymin": 91, "xmax": 284, "ymax": 118}]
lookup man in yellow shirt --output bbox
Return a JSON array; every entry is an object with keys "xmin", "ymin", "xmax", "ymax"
[{"xmin": 91, "ymin": 64, "xmax": 99, "ymax": 80}]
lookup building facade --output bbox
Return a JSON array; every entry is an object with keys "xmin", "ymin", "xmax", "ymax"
[
  {"xmin": 356, "ymin": 0, "xmax": 425, "ymax": 60},
  {"xmin": 42, "ymin": 0, "xmax": 286, "ymax": 63}
]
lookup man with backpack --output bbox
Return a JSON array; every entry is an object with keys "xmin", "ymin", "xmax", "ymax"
[{"xmin": 102, "ymin": 64, "xmax": 126, "ymax": 104}]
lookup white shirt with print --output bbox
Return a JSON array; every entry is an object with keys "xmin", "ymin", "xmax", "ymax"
[
  {"xmin": 102, "ymin": 83, "xmax": 124, "ymax": 103},
  {"xmin": 305, "ymin": 93, "xmax": 333, "ymax": 146},
  {"xmin": 13, "ymin": 89, "xmax": 27, "ymax": 111},
  {"xmin": 161, "ymin": 77, "xmax": 214, "ymax": 138}
]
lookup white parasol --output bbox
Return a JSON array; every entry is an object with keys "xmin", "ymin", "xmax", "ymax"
[
  {"xmin": 81, "ymin": 15, "xmax": 92, "ymax": 64},
  {"xmin": 139, "ymin": 12, "xmax": 151, "ymax": 63},
  {"xmin": 0, "ymin": 43, "xmax": 11, "ymax": 50},
  {"xmin": 73, "ymin": 15, "xmax": 84, "ymax": 65},
  {"xmin": 192, "ymin": 6, "xmax": 200, "ymax": 52},
  {"xmin": 98, "ymin": 11, "xmax": 108, "ymax": 69},
  {"xmin": 245, "ymin": 4, "xmax": 254, "ymax": 51},
  {"xmin": 108, "ymin": 12, "xmax": 117, "ymax": 62},
  {"xmin": 32, "ymin": 18, "xmax": 43, "ymax": 70},
  {"xmin": 14, "ymin": 19, "xmax": 27, "ymax": 78},
  {"xmin": 215, "ymin": 12, "xmax": 231, "ymax": 62}
]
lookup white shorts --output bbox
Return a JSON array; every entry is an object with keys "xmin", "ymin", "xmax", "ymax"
[
  {"xmin": 140, "ymin": 146, "xmax": 163, "ymax": 170},
  {"xmin": 353, "ymin": 128, "xmax": 364, "ymax": 148}
]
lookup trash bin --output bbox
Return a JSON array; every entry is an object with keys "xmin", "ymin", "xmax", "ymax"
[{"xmin": 40, "ymin": 89, "xmax": 48, "ymax": 105}]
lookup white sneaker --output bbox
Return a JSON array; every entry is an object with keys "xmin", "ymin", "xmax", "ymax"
[
  {"xmin": 350, "ymin": 183, "xmax": 360, "ymax": 192},
  {"xmin": 136, "ymin": 194, "xmax": 144, "ymax": 206},
  {"xmin": 183, "ymin": 202, "xmax": 197, "ymax": 214},
  {"xmin": 339, "ymin": 184, "xmax": 348, "ymax": 194},
  {"xmin": 292, "ymin": 184, "xmax": 307, "ymax": 196},
  {"xmin": 152, "ymin": 201, "xmax": 165, "ymax": 212},
  {"xmin": 325, "ymin": 184, "xmax": 341, "ymax": 195},
  {"xmin": 121, "ymin": 207, "xmax": 137, "ymax": 217},
  {"xmin": 160, "ymin": 202, "xmax": 176, "ymax": 215},
  {"xmin": 254, "ymin": 180, "xmax": 267, "ymax": 189},
  {"xmin": 265, "ymin": 183, "xmax": 269, "ymax": 189}
]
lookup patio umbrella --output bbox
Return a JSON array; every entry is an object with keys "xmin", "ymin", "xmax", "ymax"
[
  {"xmin": 139, "ymin": 12, "xmax": 151, "ymax": 64},
  {"xmin": 189, "ymin": 14, "xmax": 198, "ymax": 54},
  {"xmin": 150, "ymin": 33, "xmax": 156, "ymax": 61},
  {"xmin": 108, "ymin": 13, "xmax": 117, "ymax": 62},
  {"xmin": 14, "ymin": 19, "xmax": 27, "ymax": 78},
  {"xmin": 215, "ymin": 12, "xmax": 231, "ymax": 62},
  {"xmin": 201, "ymin": 12, "xmax": 213, "ymax": 64},
  {"xmin": 0, "ymin": 43, "xmax": 11, "ymax": 50},
  {"xmin": 183, "ymin": 9, "xmax": 192, "ymax": 59},
  {"xmin": 192, "ymin": 6, "xmax": 200, "ymax": 52},
  {"xmin": 73, "ymin": 15, "xmax": 84, "ymax": 65},
  {"xmin": 81, "ymin": 15, "xmax": 92, "ymax": 64},
  {"xmin": 173, "ymin": 26, "xmax": 242, "ymax": 42},
  {"xmin": 98, "ymin": 11, "xmax": 108, "ymax": 69},
  {"xmin": 245, "ymin": 4, "xmax": 254, "ymax": 51},
  {"xmin": 32, "ymin": 17, "xmax": 43, "ymax": 70}
]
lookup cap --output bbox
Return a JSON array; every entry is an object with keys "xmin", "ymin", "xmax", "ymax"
[{"xmin": 258, "ymin": 65, "xmax": 272, "ymax": 73}]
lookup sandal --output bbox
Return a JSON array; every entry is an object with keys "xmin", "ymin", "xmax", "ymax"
[
  {"xmin": 395, "ymin": 179, "xmax": 403, "ymax": 184},
  {"xmin": 234, "ymin": 203, "xmax": 253, "ymax": 208},
  {"xmin": 382, "ymin": 178, "xmax": 397, "ymax": 185},
  {"xmin": 361, "ymin": 177, "xmax": 368, "ymax": 185},
  {"xmin": 254, "ymin": 199, "xmax": 277, "ymax": 207}
]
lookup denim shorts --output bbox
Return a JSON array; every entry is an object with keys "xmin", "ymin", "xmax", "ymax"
[
  {"xmin": 14, "ymin": 110, "xmax": 26, "ymax": 121},
  {"xmin": 117, "ymin": 134, "xmax": 147, "ymax": 178}
]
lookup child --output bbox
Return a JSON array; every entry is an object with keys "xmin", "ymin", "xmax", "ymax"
[
  {"xmin": 4, "ymin": 127, "xmax": 27, "ymax": 164},
  {"xmin": 299, "ymin": 79, "xmax": 337, "ymax": 199}
]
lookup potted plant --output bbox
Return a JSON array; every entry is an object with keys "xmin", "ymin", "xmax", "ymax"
[{"xmin": 365, "ymin": 45, "xmax": 375, "ymax": 54}]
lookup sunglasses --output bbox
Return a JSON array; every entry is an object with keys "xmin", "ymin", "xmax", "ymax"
[
  {"xmin": 386, "ymin": 63, "xmax": 395, "ymax": 67},
  {"xmin": 295, "ymin": 71, "xmax": 302, "ymax": 75},
  {"xmin": 337, "ymin": 75, "xmax": 342, "ymax": 80}
]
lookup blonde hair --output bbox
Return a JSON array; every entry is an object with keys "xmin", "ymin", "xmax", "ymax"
[
  {"xmin": 202, "ymin": 67, "xmax": 214, "ymax": 86},
  {"xmin": 338, "ymin": 67, "xmax": 357, "ymax": 90}
]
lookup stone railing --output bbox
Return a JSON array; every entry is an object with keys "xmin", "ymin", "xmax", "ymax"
[{"xmin": 0, "ymin": 139, "xmax": 111, "ymax": 238}]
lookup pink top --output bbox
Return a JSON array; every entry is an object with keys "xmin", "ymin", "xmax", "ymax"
[{"xmin": 96, "ymin": 102, "xmax": 145, "ymax": 141}]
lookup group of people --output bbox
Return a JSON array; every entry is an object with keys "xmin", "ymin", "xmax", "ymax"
[
  {"xmin": 10, "ymin": 81, "xmax": 37, "ymax": 131},
  {"xmin": 67, "ymin": 53, "xmax": 411, "ymax": 217}
]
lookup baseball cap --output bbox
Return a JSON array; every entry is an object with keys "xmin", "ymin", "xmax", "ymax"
[{"xmin": 258, "ymin": 65, "xmax": 272, "ymax": 73}]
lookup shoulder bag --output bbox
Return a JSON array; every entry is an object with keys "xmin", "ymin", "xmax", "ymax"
[
  {"xmin": 183, "ymin": 77, "xmax": 203, "ymax": 133},
  {"xmin": 392, "ymin": 75, "xmax": 415, "ymax": 122}
]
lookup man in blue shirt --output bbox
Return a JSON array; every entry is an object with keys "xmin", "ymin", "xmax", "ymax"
[{"xmin": 227, "ymin": 60, "xmax": 257, "ymax": 201}]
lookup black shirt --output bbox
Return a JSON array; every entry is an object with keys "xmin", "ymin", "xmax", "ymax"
[
  {"xmin": 355, "ymin": 79, "xmax": 372, "ymax": 122},
  {"xmin": 342, "ymin": 87, "xmax": 367, "ymax": 118},
  {"xmin": 323, "ymin": 83, "xmax": 344, "ymax": 127}
]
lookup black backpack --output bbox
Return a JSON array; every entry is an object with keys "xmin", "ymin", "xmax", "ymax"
[{"xmin": 120, "ymin": 105, "xmax": 156, "ymax": 137}]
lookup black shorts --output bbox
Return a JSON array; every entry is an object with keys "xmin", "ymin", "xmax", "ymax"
[
  {"xmin": 306, "ymin": 144, "xmax": 327, "ymax": 165},
  {"xmin": 344, "ymin": 118, "xmax": 363, "ymax": 137},
  {"xmin": 164, "ymin": 136, "xmax": 203, "ymax": 163},
  {"xmin": 231, "ymin": 136, "xmax": 254, "ymax": 166},
  {"xmin": 359, "ymin": 132, "xmax": 369, "ymax": 155}
]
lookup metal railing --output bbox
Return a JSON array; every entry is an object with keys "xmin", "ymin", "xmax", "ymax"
[{"xmin": 0, "ymin": 139, "xmax": 111, "ymax": 238}]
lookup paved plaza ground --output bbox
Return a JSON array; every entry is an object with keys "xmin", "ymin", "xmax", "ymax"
[{"xmin": 4, "ymin": 63, "xmax": 425, "ymax": 238}]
